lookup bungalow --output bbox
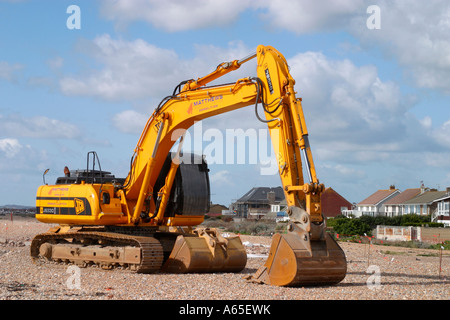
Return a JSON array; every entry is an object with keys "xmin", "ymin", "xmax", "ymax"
[
  {"xmin": 383, "ymin": 188, "xmax": 422, "ymax": 217},
  {"xmin": 355, "ymin": 185, "xmax": 400, "ymax": 217},
  {"xmin": 401, "ymin": 189, "xmax": 447, "ymax": 216}
]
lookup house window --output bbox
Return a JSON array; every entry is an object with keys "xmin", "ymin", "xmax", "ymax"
[{"xmin": 438, "ymin": 202, "xmax": 450, "ymax": 214}]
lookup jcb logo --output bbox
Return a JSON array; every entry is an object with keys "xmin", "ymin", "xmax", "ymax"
[{"xmin": 74, "ymin": 198, "xmax": 85, "ymax": 215}]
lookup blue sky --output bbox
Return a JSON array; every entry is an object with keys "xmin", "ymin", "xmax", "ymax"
[{"xmin": 1, "ymin": 0, "xmax": 450, "ymax": 207}]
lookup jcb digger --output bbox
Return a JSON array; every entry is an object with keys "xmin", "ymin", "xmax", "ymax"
[{"xmin": 32, "ymin": 45, "xmax": 347, "ymax": 286}]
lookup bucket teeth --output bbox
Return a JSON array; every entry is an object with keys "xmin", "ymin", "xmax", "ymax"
[{"xmin": 244, "ymin": 265, "xmax": 268, "ymax": 284}]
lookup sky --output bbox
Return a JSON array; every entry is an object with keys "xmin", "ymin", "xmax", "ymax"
[{"xmin": 0, "ymin": 0, "xmax": 450, "ymax": 207}]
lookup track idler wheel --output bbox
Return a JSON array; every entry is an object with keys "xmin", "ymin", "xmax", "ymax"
[{"xmin": 39, "ymin": 243, "xmax": 53, "ymax": 260}]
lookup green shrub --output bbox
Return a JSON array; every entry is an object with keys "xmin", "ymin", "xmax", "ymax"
[
  {"xmin": 429, "ymin": 240, "xmax": 450, "ymax": 250},
  {"xmin": 329, "ymin": 216, "xmax": 372, "ymax": 236}
]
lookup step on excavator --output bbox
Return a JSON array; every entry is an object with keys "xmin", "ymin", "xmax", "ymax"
[{"xmin": 32, "ymin": 45, "xmax": 347, "ymax": 286}]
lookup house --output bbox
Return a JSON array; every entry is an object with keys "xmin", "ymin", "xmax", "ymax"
[
  {"xmin": 355, "ymin": 185, "xmax": 400, "ymax": 217},
  {"xmin": 432, "ymin": 188, "xmax": 450, "ymax": 226},
  {"xmin": 401, "ymin": 189, "xmax": 447, "ymax": 216},
  {"xmin": 231, "ymin": 186, "xmax": 284, "ymax": 219},
  {"xmin": 321, "ymin": 187, "xmax": 353, "ymax": 218},
  {"xmin": 383, "ymin": 188, "xmax": 422, "ymax": 217},
  {"xmin": 232, "ymin": 185, "xmax": 351, "ymax": 220},
  {"xmin": 206, "ymin": 203, "xmax": 229, "ymax": 218},
  {"xmin": 322, "ymin": 187, "xmax": 353, "ymax": 217},
  {"xmin": 432, "ymin": 194, "xmax": 450, "ymax": 227},
  {"xmin": 263, "ymin": 199, "xmax": 289, "ymax": 221}
]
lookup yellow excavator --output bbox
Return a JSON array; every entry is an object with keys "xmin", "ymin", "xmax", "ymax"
[{"xmin": 32, "ymin": 45, "xmax": 347, "ymax": 286}]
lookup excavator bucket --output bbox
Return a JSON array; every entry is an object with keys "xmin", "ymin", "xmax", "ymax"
[
  {"xmin": 247, "ymin": 207, "xmax": 347, "ymax": 286},
  {"xmin": 162, "ymin": 228, "xmax": 247, "ymax": 273}
]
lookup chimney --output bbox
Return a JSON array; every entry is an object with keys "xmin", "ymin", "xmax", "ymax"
[
  {"xmin": 446, "ymin": 187, "xmax": 450, "ymax": 195},
  {"xmin": 421, "ymin": 182, "xmax": 425, "ymax": 194},
  {"xmin": 267, "ymin": 191, "xmax": 276, "ymax": 204},
  {"xmin": 389, "ymin": 185, "xmax": 395, "ymax": 190}
]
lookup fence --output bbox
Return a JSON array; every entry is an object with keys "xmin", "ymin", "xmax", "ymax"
[
  {"xmin": 376, "ymin": 225, "xmax": 450, "ymax": 243},
  {"xmin": 376, "ymin": 226, "xmax": 417, "ymax": 242}
]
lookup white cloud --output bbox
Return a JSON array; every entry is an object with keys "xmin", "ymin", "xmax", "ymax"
[
  {"xmin": 0, "ymin": 138, "xmax": 22, "ymax": 158},
  {"xmin": 281, "ymin": 48, "xmax": 450, "ymax": 191},
  {"xmin": 432, "ymin": 119, "xmax": 450, "ymax": 149},
  {"xmin": 420, "ymin": 116, "xmax": 432, "ymax": 130},
  {"xmin": 258, "ymin": 0, "xmax": 365, "ymax": 33},
  {"xmin": 0, "ymin": 113, "xmax": 81, "ymax": 139},
  {"xmin": 95, "ymin": 42, "xmax": 449, "ymax": 172},
  {"xmin": 100, "ymin": 0, "xmax": 364, "ymax": 34},
  {"xmin": 322, "ymin": 163, "xmax": 366, "ymax": 179},
  {"xmin": 0, "ymin": 138, "xmax": 40, "ymax": 169},
  {"xmin": 60, "ymin": 35, "xmax": 184, "ymax": 100},
  {"xmin": 288, "ymin": 51, "xmax": 412, "ymax": 150},
  {"xmin": 0, "ymin": 138, "xmax": 52, "ymax": 194},
  {"xmin": 423, "ymin": 152, "xmax": 450, "ymax": 168},
  {"xmin": 47, "ymin": 56, "xmax": 64, "ymax": 70},
  {"xmin": 0, "ymin": 61, "xmax": 23, "ymax": 82},
  {"xmin": 98, "ymin": 0, "xmax": 450, "ymax": 94},
  {"xmin": 258, "ymin": 0, "xmax": 450, "ymax": 93},
  {"xmin": 256, "ymin": 0, "xmax": 450, "ymax": 92},
  {"xmin": 100, "ymin": 0, "xmax": 253, "ymax": 32},
  {"xmin": 210, "ymin": 170, "xmax": 232, "ymax": 185},
  {"xmin": 351, "ymin": 0, "xmax": 450, "ymax": 93},
  {"xmin": 60, "ymin": 35, "xmax": 254, "ymax": 105},
  {"xmin": 63, "ymin": 34, "xmax": 450, "ymax": 190},
  {"xmin": 112, "ymin": 109, "xmax": 148, "ymax": 134}
]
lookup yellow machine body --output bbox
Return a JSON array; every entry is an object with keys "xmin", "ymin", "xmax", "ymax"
[
  {"xmin": 32, "ymin": 45, "xmax": 347, "ymax": 286},
  {"xmin": 35, "ymin": 183, "xmax": 203, "ymax": 227}
]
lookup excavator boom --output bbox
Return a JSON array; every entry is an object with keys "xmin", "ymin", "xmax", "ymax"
[{"xmin": 33, "ymin": 45, "xmax": 347, "ymax": 286}]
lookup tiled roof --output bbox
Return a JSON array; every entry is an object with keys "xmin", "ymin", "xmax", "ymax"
[
  {"xmin": 322, "ymin": 187, "xmax": 352, "ymax": 205},
  {"xmin": 383, "ymin": 188, "xmax": 422, "ymax": 205},
  {"xmin": 236, "ymin": 186, "xmax": 284, "ymax": 203},
  {"xmin": 403, "ymin": 190, "xmax": 447, "ymax": 205},
  {"xmin": 432, "ymin": 194, "xmax": 450, "ymax": 203},
  {"xmin": 358, "ymin": 189, "xmax": 399, "ymax": 205}
]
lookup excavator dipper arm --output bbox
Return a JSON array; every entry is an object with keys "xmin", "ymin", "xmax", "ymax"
[
  {"xmin": 250, "ymin": 46, "xmax": 347, "ymax": 286},
  {"xmin": 124, "ymin": 46, "xmax": 320, "ymax": 224}
]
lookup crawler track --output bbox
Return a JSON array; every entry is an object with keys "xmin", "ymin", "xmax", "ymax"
[{"xmin": 30, "ymin": 230, "xmax": 164, "ymax": 273}]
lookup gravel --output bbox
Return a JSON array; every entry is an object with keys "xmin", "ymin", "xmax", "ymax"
[{"xmin": 0, "ymin": 216, "xmax": 448, "ymax": 301}]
